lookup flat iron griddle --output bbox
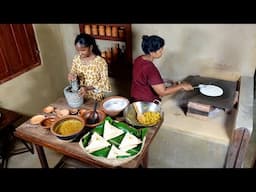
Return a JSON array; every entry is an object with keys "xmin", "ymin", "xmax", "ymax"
[{"xmin": 182, "ymin": 75, "xmax": 237, "ymax": 110}]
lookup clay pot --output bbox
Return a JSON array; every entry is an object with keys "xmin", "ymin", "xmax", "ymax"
[{"xmin": 78, "ymin": 109, "xmax": 87, "ymax": 117}]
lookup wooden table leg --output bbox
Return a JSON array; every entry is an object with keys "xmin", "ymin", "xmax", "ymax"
[
  {"xmin": 35, "ymin": 144, "xmax": 49, "ymax": 168},
  {"xmin": 140, "ymin": 151, "xmax": 148, "ymax": 168}
]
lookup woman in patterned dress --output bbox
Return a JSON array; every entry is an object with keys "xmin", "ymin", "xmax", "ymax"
[{"xmin": 68, "ymin": 33, "xmax": 111, "ymax": 101}]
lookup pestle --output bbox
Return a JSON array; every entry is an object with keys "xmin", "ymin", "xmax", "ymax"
[{"xmin": 70, "ymin": 79, "xmax": 79, "ymax": 92}]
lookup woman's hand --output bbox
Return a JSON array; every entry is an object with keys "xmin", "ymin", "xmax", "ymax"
[
  {"xmin": 78, "ymin": 86, "xmax": 95, "ymax": 97},
  {"xmin": 68, "ymin": 73, "xmax": 77, "ymax": 81},
  {"xmin": 180, "ymin": 82, "xmax": 193, "ymax": 91},
  {"xmin": 163, "ymin": 79, "xmax": 175, "ymax": 87},
  {"xmin": 78, "ymin": 86, "xmax": 86, "ymax": 97}
]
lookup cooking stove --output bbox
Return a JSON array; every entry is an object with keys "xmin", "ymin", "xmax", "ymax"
[{"xmin": 175, "ymin": 75, "xmax": 238, "ymax": 118}]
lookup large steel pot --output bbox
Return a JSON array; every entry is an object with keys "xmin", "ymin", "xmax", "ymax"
[{"xmin": 123, "ymin": 101, "xmax": 163, "ymax": 127}]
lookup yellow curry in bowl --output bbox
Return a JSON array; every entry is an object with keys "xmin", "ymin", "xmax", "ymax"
[
  {"xmin": 50, "ymin": 115, "xmax": 85, "ymax": 141},
  {"xmin": 55, "ymin": 119, "xmax": 83, "ymax": 136}
]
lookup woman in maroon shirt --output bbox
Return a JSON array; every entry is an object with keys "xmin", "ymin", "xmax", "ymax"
[{"xmin": 131, "ymin": 35, "xmax": 193, "ymax": 102}]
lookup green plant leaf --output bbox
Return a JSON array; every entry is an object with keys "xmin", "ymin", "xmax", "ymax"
[
  {"xmin": 107, "ymin": 133, "xmax": 125, "ymax": 147},
  {"xmin": 82, "ymin": 132, "xmax": 92, "ymax": 147},
  {"xmin": 91, "ymin": 146, "xmax": 111, "ymax": 157},
  {"xmin": 126, "ymin": 143, "xmax": 142, "ymax": 156},
  {"xmin": 112, "ymin": 121, "xmax": 138, "ymax": 135},
  {"xmin": 93, "ymin": 123, "xmax": 104, "ymax": 136},
  {"xmin": 141, "ymin": 128, "xmax": 148, "ymax": 139},
  {"xmin": 117, "ymin": 155, "xmax": 131, "ymax": 159}
]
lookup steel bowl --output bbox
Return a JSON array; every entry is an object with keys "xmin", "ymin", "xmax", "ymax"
[
  {"xmin": 100, "ymin": 96, "xmax": 130, "ymax": 117},
  {"xmin": 123, "ymin": 101, "xmax": 163, "ymax": 127}
]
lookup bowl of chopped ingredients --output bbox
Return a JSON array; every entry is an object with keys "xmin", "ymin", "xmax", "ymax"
[{"xmin": 123, "ymin": 101, "xmax": 163, "ymax": 127}]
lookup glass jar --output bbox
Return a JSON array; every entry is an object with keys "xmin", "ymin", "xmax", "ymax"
[
  {"xmin": 105, "ymin": 26, "xmax": 112, "ymax": 37},
  {"xmin": 98, "ymin": 25, "xmax": 105, "ymax": 36},
  {"xmin": 84, "ymin": 25, "xmax": 91, "ymax": 35},
  {"xmin": 118, "ymin": 27, "xmax": 125, "ymax": 38},
  {"xmin": 111, "ymin": 26, "xmax": 118, "ymax": 37},
  {"xmin": 91, "ymin": 25, "xmax": 98, "ymax": 36}
]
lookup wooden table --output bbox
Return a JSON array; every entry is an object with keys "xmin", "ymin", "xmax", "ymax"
[{"xmin": 14, "ymin": 97, "xmax": 162, "ymax": 168}]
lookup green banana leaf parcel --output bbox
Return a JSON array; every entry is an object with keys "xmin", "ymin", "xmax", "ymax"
[{"xmin": 79, "ymin": 116, "xmax": 148, "ymax": 167}]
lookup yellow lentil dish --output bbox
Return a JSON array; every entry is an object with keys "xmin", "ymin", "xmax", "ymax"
[
  {"xmin": 138, "ymin": 111, "xmax": 161, "ymax": 126},
  {"xmin": 55, "ymin": 119, "xmax": 83, "ymax": 136}
]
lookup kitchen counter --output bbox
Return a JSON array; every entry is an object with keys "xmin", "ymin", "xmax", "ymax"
[
  {"xmin": 148, "ymin": 93, "xmax": 236, "ymax": 168},
  {"xmin": 161, "ymin": 95, "xmax": 235, "ymax": 145},
  {"xmin": 148, "ymin": 75, "xmax": 254, "ymax": 168}
]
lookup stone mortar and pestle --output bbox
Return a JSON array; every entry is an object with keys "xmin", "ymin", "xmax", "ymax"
[{"xmin": 64, "ymin": 78, "xmax": 84, "ymax": 108}]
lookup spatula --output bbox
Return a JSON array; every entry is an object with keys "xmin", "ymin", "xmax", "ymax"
[{"xmin": 133, "ymin": 103, "xmax": 145, "ymax": 124}]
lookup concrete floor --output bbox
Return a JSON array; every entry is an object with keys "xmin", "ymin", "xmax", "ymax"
[
  {"xmin": 7, "ymin": 141, "xmax": 63, "ymax": 168},
  {"xmin": 6, "ymin": 139, "xmax": 94, "ymax": 168}
]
